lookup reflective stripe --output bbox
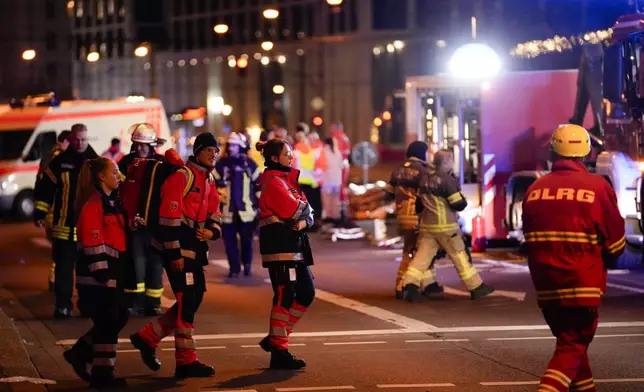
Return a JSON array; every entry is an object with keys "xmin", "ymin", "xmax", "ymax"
[
  {"xmin": 60, "ymin": 171, "xmax": 70, "ymax": 229},
  {"xmin": 607, "ymin": 236, "xmax": 626, "ymax": 254},
  {"xmin": 84, "ymin": 245, "xmax": 105, "ymax": 255},
  {"xmin": 419, "ymin": 223, "xmax": 459, "ymax": 233},
  {"xmin": 35, "ymin": 201, "xmax": 50, "ymax": 212},
  {"xmin": 544, "ymin": 369, "xmax": 571, "ymax": 388},
  {"xmin": 88, "ymin": 261, "xmax": 108, "ymax": 272},
  {"xmin": 211, "ymin": 222, "xmax": 221, "ymax": 233},
  {"xmin": 164, "ymin": 240, "xmax": 180, "ymax": 249},
  {"xmin": 537, "ymin": 287, "xmax": 603, "ymax": 301},
  {"xmin": 175, "ymin": 337, "xmax": 197, "ymax": 349},
  {"xmin": 447, "ymin": 192, "xmax": 463, "ymax": 204},
  {"xmin": 259, "ymin": 215, "xmax": 283, "ymax": 227},
  {"xmin": 146, "ymin": 288, "xmax": 164, "ymax": 298},
  {"xmin": 270, "ymin": 312, "xmax": 290, "ymax": 322},
  {"xmin": 93, "ymin": 343, "xmax": 117, "ymax": 352},
  {"xmin": 537, "ymin": 385, "xmax": 560, "ymax": 392},
  {"xmin": 159, "ymin": 217, "xmax": 181, "ymax": 227},
  {"xmin": 125, "ymin": 282, "xmax": 145, "ymax": 293},
  {"xmin": 290, "ymin": 200, "xmax": 307, "ymax": 220},
  {"xmin": 93, "ymin": 357, "xmax": 116, "ymax": 367},
  {"xmin": 524, "ymin": 231, "xmax": 598, "ymax": 245},
  {"xmin": 151, "ymin": 238, "xmax": 164, "ymax": 251},
  {"xmin": 262, "ymin": 253, "xmax": 304, "ymax": 262},
  {"xmin": 289, "ymin": 309, "xmax": 304, "ymax": 318},
  {"xmin": 571, "ymin": 378, "xmax": 595, "ymax": 391},
  {"xmin": 270, "ymin": 325, "xmax": 288, "ymax": 337},
  {"xmin": 207, "ymin": 213, "xmax": 222, "ymax": 224},
  {"xmin": 76, "ymin": 276, "xmax": 117, "ymax": 288},
  {"xmin": 52, "ymin": 226, "xmax": 77, "ymax": 241},
  {"xmin": 181, "ymin": 214, "xmax": 205, "ymax": 229},
  {"xmin": 175, "ymin": 326, "xmax": 195, "ymax": 335},
  {"xmin": 180, "ymin": 249, "xmax": 196, "ymax": 259},
  {"xmin": 44, "ymin": 167, "xmax": 57, "ymax": 184}
]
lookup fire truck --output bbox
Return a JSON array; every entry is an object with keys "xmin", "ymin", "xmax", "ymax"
[
  {"xmin": 405, "ymin": 13, "xmax": 644, "ymax": 269},
  {"xmin": 0, "ymin": 94, "xmax": 173, "ymax": 219}
]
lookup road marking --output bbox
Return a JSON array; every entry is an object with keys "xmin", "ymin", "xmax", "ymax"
[
  {"xmin": 606, "ymin": 282, "xmax": 644, "ymax": 294},
  {"xmin": 203, "ymin": 390, "xmax": 258, "ymax": 392},
  {"xmin": 443, "ymin": 286, "xmax": 525, "ymax": 301},
  {"xmin": 486, "ymin": 337, "xmax": 553, "ymax": 341},
  {"xmin": 480, "ymin": 381, "xmax": 539, "ymax": 386},
  {"xmin": 405, "ymin": 339, "xmax": 469, "ymax": 343},
  {"xmin": 376, "ymin": 384, "xmax": 455, "ymax": 388},
  {"xmin": 31, "ymin": 237, "xmax": 52, "ymax": 249},
  {"xmin": 442, "ymin": 287, "xmax": 470, "ymax": 297},
  {"xmin": 117, "ymin": 349, "xmax": 143, "ymax": 353},
  {"xmin": 323, "ymin": 341, "xmax": 387, "ymax": 346},
  {"xmin": 212, "ymin": 259, "xmax": 439, "ymax": 332},
  {"xmin": 241, "ymin": 343, "xmax": 306, "ymax": 348},
  {"xmin": 276, "ymin": 387, "xmax": 356, "ymax": 391},
  {"xmin": 161, "ymin": 346, "xmax": 225, "ymax": 351},
  {"xmin": 595, "ymin": 378, "xmax": 644, "ymax": 383}
]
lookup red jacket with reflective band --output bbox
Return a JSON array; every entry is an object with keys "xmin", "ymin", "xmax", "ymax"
[
  {"xmin": 522, "ymin": 160, "xmax": 626, "ymax": 307},
  {"xmin": 77, "ymin": 192, "xmax": 127, "ymax": 288},
  {"xmin": 157, "ymin": 159, "xmax": 222, "ymax": 264}
]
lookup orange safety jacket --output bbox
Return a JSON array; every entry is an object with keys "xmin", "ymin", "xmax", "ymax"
[{"xmin": 522, "ymin": 160, "xmax": 626, "ymax": 307}]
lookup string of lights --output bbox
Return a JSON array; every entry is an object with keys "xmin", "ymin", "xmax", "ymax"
[{"xmin": 510, "ymin": 28, "xmax": 613, "ymax": 58}]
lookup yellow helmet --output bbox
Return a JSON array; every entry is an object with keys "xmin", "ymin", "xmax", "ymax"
[{"xmin": 550, "ymin": 124, "xmax": 591, "ymax": 158}]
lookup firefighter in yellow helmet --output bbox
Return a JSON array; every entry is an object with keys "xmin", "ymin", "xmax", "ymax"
[{"xmin": 523, "ymin": 124, "xmax": 624, "ymax": 392}]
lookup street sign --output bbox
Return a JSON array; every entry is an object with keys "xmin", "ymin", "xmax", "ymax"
[
  {"xmin": 351, "ymin": 142, "xmax": 379, "ymax": 184},
  {"xmin": 351, "ymin": 142, "xmax": 378, "ymax": 168}
]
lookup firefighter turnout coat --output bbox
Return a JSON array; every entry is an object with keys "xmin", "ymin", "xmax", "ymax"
[
  {"xmin": 389, "ymin": 157, "xmax": 431, "ymax": 231},
  {"xmin": 522, "ymin": 160, "xmax": 626, "ymax": 308}
]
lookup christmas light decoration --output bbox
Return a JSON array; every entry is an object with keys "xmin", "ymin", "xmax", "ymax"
[{"xmin": 510, "ymin": 29, "xmax": 613, "ymax": 58}]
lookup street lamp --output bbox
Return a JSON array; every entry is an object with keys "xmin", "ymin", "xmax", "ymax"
[
  {"xmin": 261, "ymin": 41, "xmax": 274, "ymax": 51},
  {"xmin": 87, "ymin": 51, "xmax": 100, "ymax": 62},
  {"xmin": 263, "ymin": 8, "xmax": 279, "ymax": 19},
  {"xmin": 22, "ymin": 49, "xmax": 36, "ymax": 61},
  {"xmin": 134, "ymin": 45, "xmax": 149, "ymax": 57},
  {"xmin": 326, "ymin": 0, "xmax": 343, "ymax": 5},
  {"xmin": 448, "ymin": 43, "xmax": 501, "ymax": 79},
  {"xmin": 213, "ymin": 24, "xmax": 229, "ymax": 34},
  {"xmin": 273, "ymin": 85, "xmax": 285, "ymax": 94}
]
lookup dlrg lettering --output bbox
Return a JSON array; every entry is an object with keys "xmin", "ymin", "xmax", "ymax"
[{"xmin": 526, "ymin": 188, "xmax": 595, "ymax": 203}]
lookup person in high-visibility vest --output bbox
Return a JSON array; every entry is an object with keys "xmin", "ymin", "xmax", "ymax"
[{"xmin": 293, "ymin": 123, "xmax": 326, "ymax": 228}]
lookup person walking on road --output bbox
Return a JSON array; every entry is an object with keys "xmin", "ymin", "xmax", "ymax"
[
  {"xmin": 320, "ymin": 137, "xmax": 345, "ymax": 223},
  {"xmin": 34, "ymin": 124, "xmax": 98, "ymax": 318},
  {"xmin": 215, "ymin": 132, "xmax": 260, "ymax": 277},
  {"xmin": 63, "ymin": 157, "xmax": 132, "ymax": 388},
  {"xmin": 129, "ymin": 132, "xmax": 222, "ymax": 379},
  {"xmin": 117, "ymin": 123, "xmax": 167, "ymax": 316},
  {"xmin": 400, "ymin": 149, "xmax": 494, "ymax": 301},
  {"xmin": 255, "ymin": 138, "xmax": 316, "ymax": 370},
  {"xmin": 101, "ymin": 138, "xmax": 125, "ymax": 162},
  {"xmin": 522, "ymin": 124, "xmax": 626, "ymax": 392}
]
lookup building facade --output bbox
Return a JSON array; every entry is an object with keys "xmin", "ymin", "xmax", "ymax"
[
  {"xmin": 70, "ymin": 0, "xmax": 631, "ymax": 145},
  {"xmin": 0, "ymin": 0, "xmax": 72, "ymax": 101}
]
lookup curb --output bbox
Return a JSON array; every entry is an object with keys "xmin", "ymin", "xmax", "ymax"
[{"xmin": 0, "ymin": 307, "xmax": 49, "ymax": 392}]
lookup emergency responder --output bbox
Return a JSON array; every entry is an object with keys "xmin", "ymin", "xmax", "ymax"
[
  {"xmin": 215, "ymin": 132, "xmax": 260, "ymax": 277},
  {"xmin": 102, "ymin": 138, "xmax": 125, "ymax": 162},
  {"xmin": 34, "ymin": 124, "xmax": 98, "ymax": 318},
  {"xmin": 36, "ymin": 129, "xmax": 71, "ymax": 292},
  {"xmin": 129, "ymin": 132, "xmax": 222, "ymax": 379},
  {"xmin": 293, "ymin": 123, "xmax": 326, "ymax": 229},
  {"xmin": 255, "ymin": 138, "xmax": 315, "ymax": 370},
  {"xmin": 401, "ymin": 149, "xmax": 494, "ymax": 301},
  {"xmin": 388, "ymin": 141, "xmax": 438, "ymax": 300},
  {"xmin": 522, "ymin": 124, "xmax": 626, "ymax": 392},
  {"xmin": 118, "ymin": 123, "xmax": 166, "ymax": 316},
  {"xmin": 62, "ymin": 157, "xmax": 131, "ymax": 387}
]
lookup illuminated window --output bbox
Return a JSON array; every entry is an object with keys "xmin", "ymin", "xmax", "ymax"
[
  {"xmin": 107, "ymin": 0, "xmax": 114, "ymax": 14},
  {"xmin": 76, "ymin": 0, "xmax": 84, "ymax": 17},
  {"xmin": 97, "ymin": 0, "xmax": 104, "ymax": 20}
]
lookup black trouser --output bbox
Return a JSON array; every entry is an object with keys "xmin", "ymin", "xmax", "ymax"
[
  {"xmin": 267, "ymin": 264, "xmax": 315, "ymax": 350},
  {"xmin": 52, "ymin": 239, "xmax": 78, "ymax": 311},
  {"xmin": 222, "ymin": 212, "xmax": 254, "ymax": 274},
  {"xmin": 300, "ymin": 185, "xmax": 322, "ymax": 222},
  {"xmin": 73, "ymin": 286, "xmax": 129, "ymax": 379},
  {"xmin": 128, "ymin": 230, "xmax": 164, "ymax": 309}
]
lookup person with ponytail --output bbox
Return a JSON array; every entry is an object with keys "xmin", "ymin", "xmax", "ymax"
[
  {"xmin": 255, "ymin": 138, "xmax": 315, "ymax": 370},
  {"xmin": 63, "ymin": 157, "xmax": 132, "ymax": 388}
]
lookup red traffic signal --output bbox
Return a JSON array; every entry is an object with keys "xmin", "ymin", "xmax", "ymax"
[{"xmin": 237, "ymin": 57, "xmax": 249, "ymax": 69}]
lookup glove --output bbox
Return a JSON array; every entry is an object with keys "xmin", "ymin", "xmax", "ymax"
[{"xmin": 92, "ymin": 268, "xmax": 110, "ymax": 285}]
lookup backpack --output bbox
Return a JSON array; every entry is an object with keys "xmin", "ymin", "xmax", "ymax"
[{"xmin": 118, "ymin": 151, "xmax": 194, "ymax": 230}]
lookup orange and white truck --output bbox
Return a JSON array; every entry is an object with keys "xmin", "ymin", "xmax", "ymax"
[{"xmin": 0, "ymin": 95, "xmax": 172, "ymax": 219}]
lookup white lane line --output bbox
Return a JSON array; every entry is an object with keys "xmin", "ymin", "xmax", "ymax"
[
  {"xmin": 596, "ymin": 378, "xmax": 644, "ymax": 383},
  {"xmin": 31, "ymin": 237, "xmax": 52, "ymax": 249},
  {"xmin": 405, "ymin": 339, "xmax": 469, "ymax": 343},
  {"xmin": 442, "ymin": 287, "xmax": 470, "ymax": 297},
  {"xmin": 203, "ymin": 390, "xmax": 258, "ymax": 392},
  {"xmin": 479, "ymin": 258, "xmax": 644, "ymax": 295},
  {"xmin": 276, "ymin": 387, "xmax": 356, "ymax": 391},
  {"xmin": 211, "ymin": 259, "xmax": 439, "ymax": 332},
  {"xmin": 241, "ymin": 343, "xmax": 307, "ymax": 348},
  {"xmin": 486, "ymin": 337, "xmax": 553, "ymax": 341},
  {"xmin": 117, "ymin": 349, "xmax": 142, "ymax": 353},
  {"xmin": 480, "ymin": 381, "xmax": 538, "ymax": 386},
  {"xmin": 323, "ymin": 341, "xmax": 387, "ymax": 346},
  {"xmin": 376, "ymin": 383, "xmax": 456, "ymax": 388},
  {"xmin": 161, "ymin": 346, "xmax": 226, "ymax": 351}
]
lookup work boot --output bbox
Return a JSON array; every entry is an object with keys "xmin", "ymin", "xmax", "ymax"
[
  {"xmin": 128, "ymin": 306, "xmax": 145, "ymax": 317},
  {"xmin": 129, "ymin": 333, "xmax": 161, "ymax": 371},
  {"xmin": 422, "ymin": 283, "xmax": 444, "ymax": 299},
  {"xmin": 53, "ymin": 308, "xmax": 73, "ymax": 319},
  {"xmin": 48, "ymin": 281, "xmax": 55, "ymax": 293},
  {"xmin": 401, "ymin": 284, "xmax": 426, "ymax": 302},
  {"xmin": 259, "ymin": 336, "xmax": 272, "ymax": 352},
  {"xmin": 63, "ymin": 344, "xmax": 92, "ymax": 382},
  {"xmin": 228, "ymin": 271, "xmax": 240, "ymax": 278},
  {"xmin": 471, "ymin": 283, "xmax": 495, "ymax": 300},
  {"xmin": 243, "ymin": 264, "xmax": 252, "ymax": 277},
  {"xmin": 175, "ymin": 361, "xmax": 215, "ymax": 379},
  {"xmin": 270, "ymin": 349, "xmax": 306, "ymax": 370},
  {"xmin": 89, "ymin": 368, "xmax": 127, "ymax": 389},
  {"xmin": 144, "ymin": 307, "xmax": 164, "ymax": 317},
  {"xmin": 395, "ymin": 290, "xmax": 403, "ymax": 300}
]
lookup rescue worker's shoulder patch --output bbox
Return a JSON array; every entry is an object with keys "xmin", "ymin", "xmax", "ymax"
[
  {"xmin": 91, "ymin": 230, "xmax": 100, "ymax": 240},
  {"xmin": 170, "ymin": 201, "xmax": 179, "ymax": 211}
]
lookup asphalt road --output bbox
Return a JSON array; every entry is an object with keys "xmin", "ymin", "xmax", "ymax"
[{"xmin": 1, "ymin": 222, "xmax": 644, "ymax": 391}]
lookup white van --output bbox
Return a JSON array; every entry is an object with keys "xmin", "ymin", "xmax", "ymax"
[{"xmin": 0, "ymin": 95, "xmax": 173, "ymax": 219}]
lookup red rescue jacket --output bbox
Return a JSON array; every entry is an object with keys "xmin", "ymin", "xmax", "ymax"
[
  {"xmin": 155, "ymin": 158, "xmax": 222, "ymax": 266},
  {"xmin": 522, "ymin": 160, "xmax": 626, "ymax": 307}
]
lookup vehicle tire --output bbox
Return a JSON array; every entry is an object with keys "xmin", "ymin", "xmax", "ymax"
[{"xmin": 12, "ymin": 190, "xmax": 35, "ymax": 221}]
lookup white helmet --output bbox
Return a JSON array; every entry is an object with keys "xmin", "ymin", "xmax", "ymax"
[
  {"xmin": 227, "ymin": 132, "xmax": 247, "ymax": 148},
  {"xmin": 129, "ymin": 123, "xmax": 166, "ymax": 146}
]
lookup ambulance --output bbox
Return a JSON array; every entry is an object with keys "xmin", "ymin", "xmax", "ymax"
[{"xmin": 0, "ymin": 94, "xmax": 173, "ymax": 219}]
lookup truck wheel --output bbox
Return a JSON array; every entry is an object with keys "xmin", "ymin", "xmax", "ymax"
[{"xmin": 13, "ymin": 190, "xmax": 34, "ymax": 221}]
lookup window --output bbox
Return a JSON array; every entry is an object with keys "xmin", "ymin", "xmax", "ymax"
[
  {"xmin": 0, "ymin": 130, "xmax": 34, "ymax": 161},
  {"xmin": 186, "ymin": 20, "xmax": 195, "ymax": 50},
  {"xmin": 174, "ymin": 0, "xmax": 182, "ymax": 15},
  {"xmin": 97, "ymin": 0, "xmax": 104, "ymax": 20},
  {"xmin": 173, "ymin": 21, "xmax": 182, "ymax": 50},
  {"xmin": 46, "ymin": 32, "xmax": 58, "ymax": 51},
  {"xmin": 76, "ymin": 0, "xmax": 84, "ymax": 17},
  {"xmin": 198, "ymin": 0, "xmax": 207, "ymax": 13},
  {"xmin": 372, "ymin": 0, "xmax": 407, "ymax": 30},
  {"xmin": 106, "ymin": 30, "xmax": 114, "ymax": 57},
  {"xmin": 107, "ymin": 0, "xmax": 114, "ymax": 14},
  {"xmin": 210, "ymin": 0, "xmax": 220, "ymax": 12},
  {"xmin": 45, "ymin": 0, "xmax": 55, "ymax": 19},
  {"xmin": 117, "ymin": 29, "xmax": 125, "ymax": 57},
  {"xmin": 185, "ymin": 0, "xmax": 194, "ymax": 15},
  {"xmin": 197, "ymin": 18, "xmax": 207, "ymax": 49},
  {"xmin": 116, "ymin": 0, "xmax": 125, "ymax": 22},
  {"xmin": 416, "ymin": 0, "xmax": 450, "ymax": 33},
  {"xmin": 236, "ymin": 13, "xmax": 247, "ymax": 44}
]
